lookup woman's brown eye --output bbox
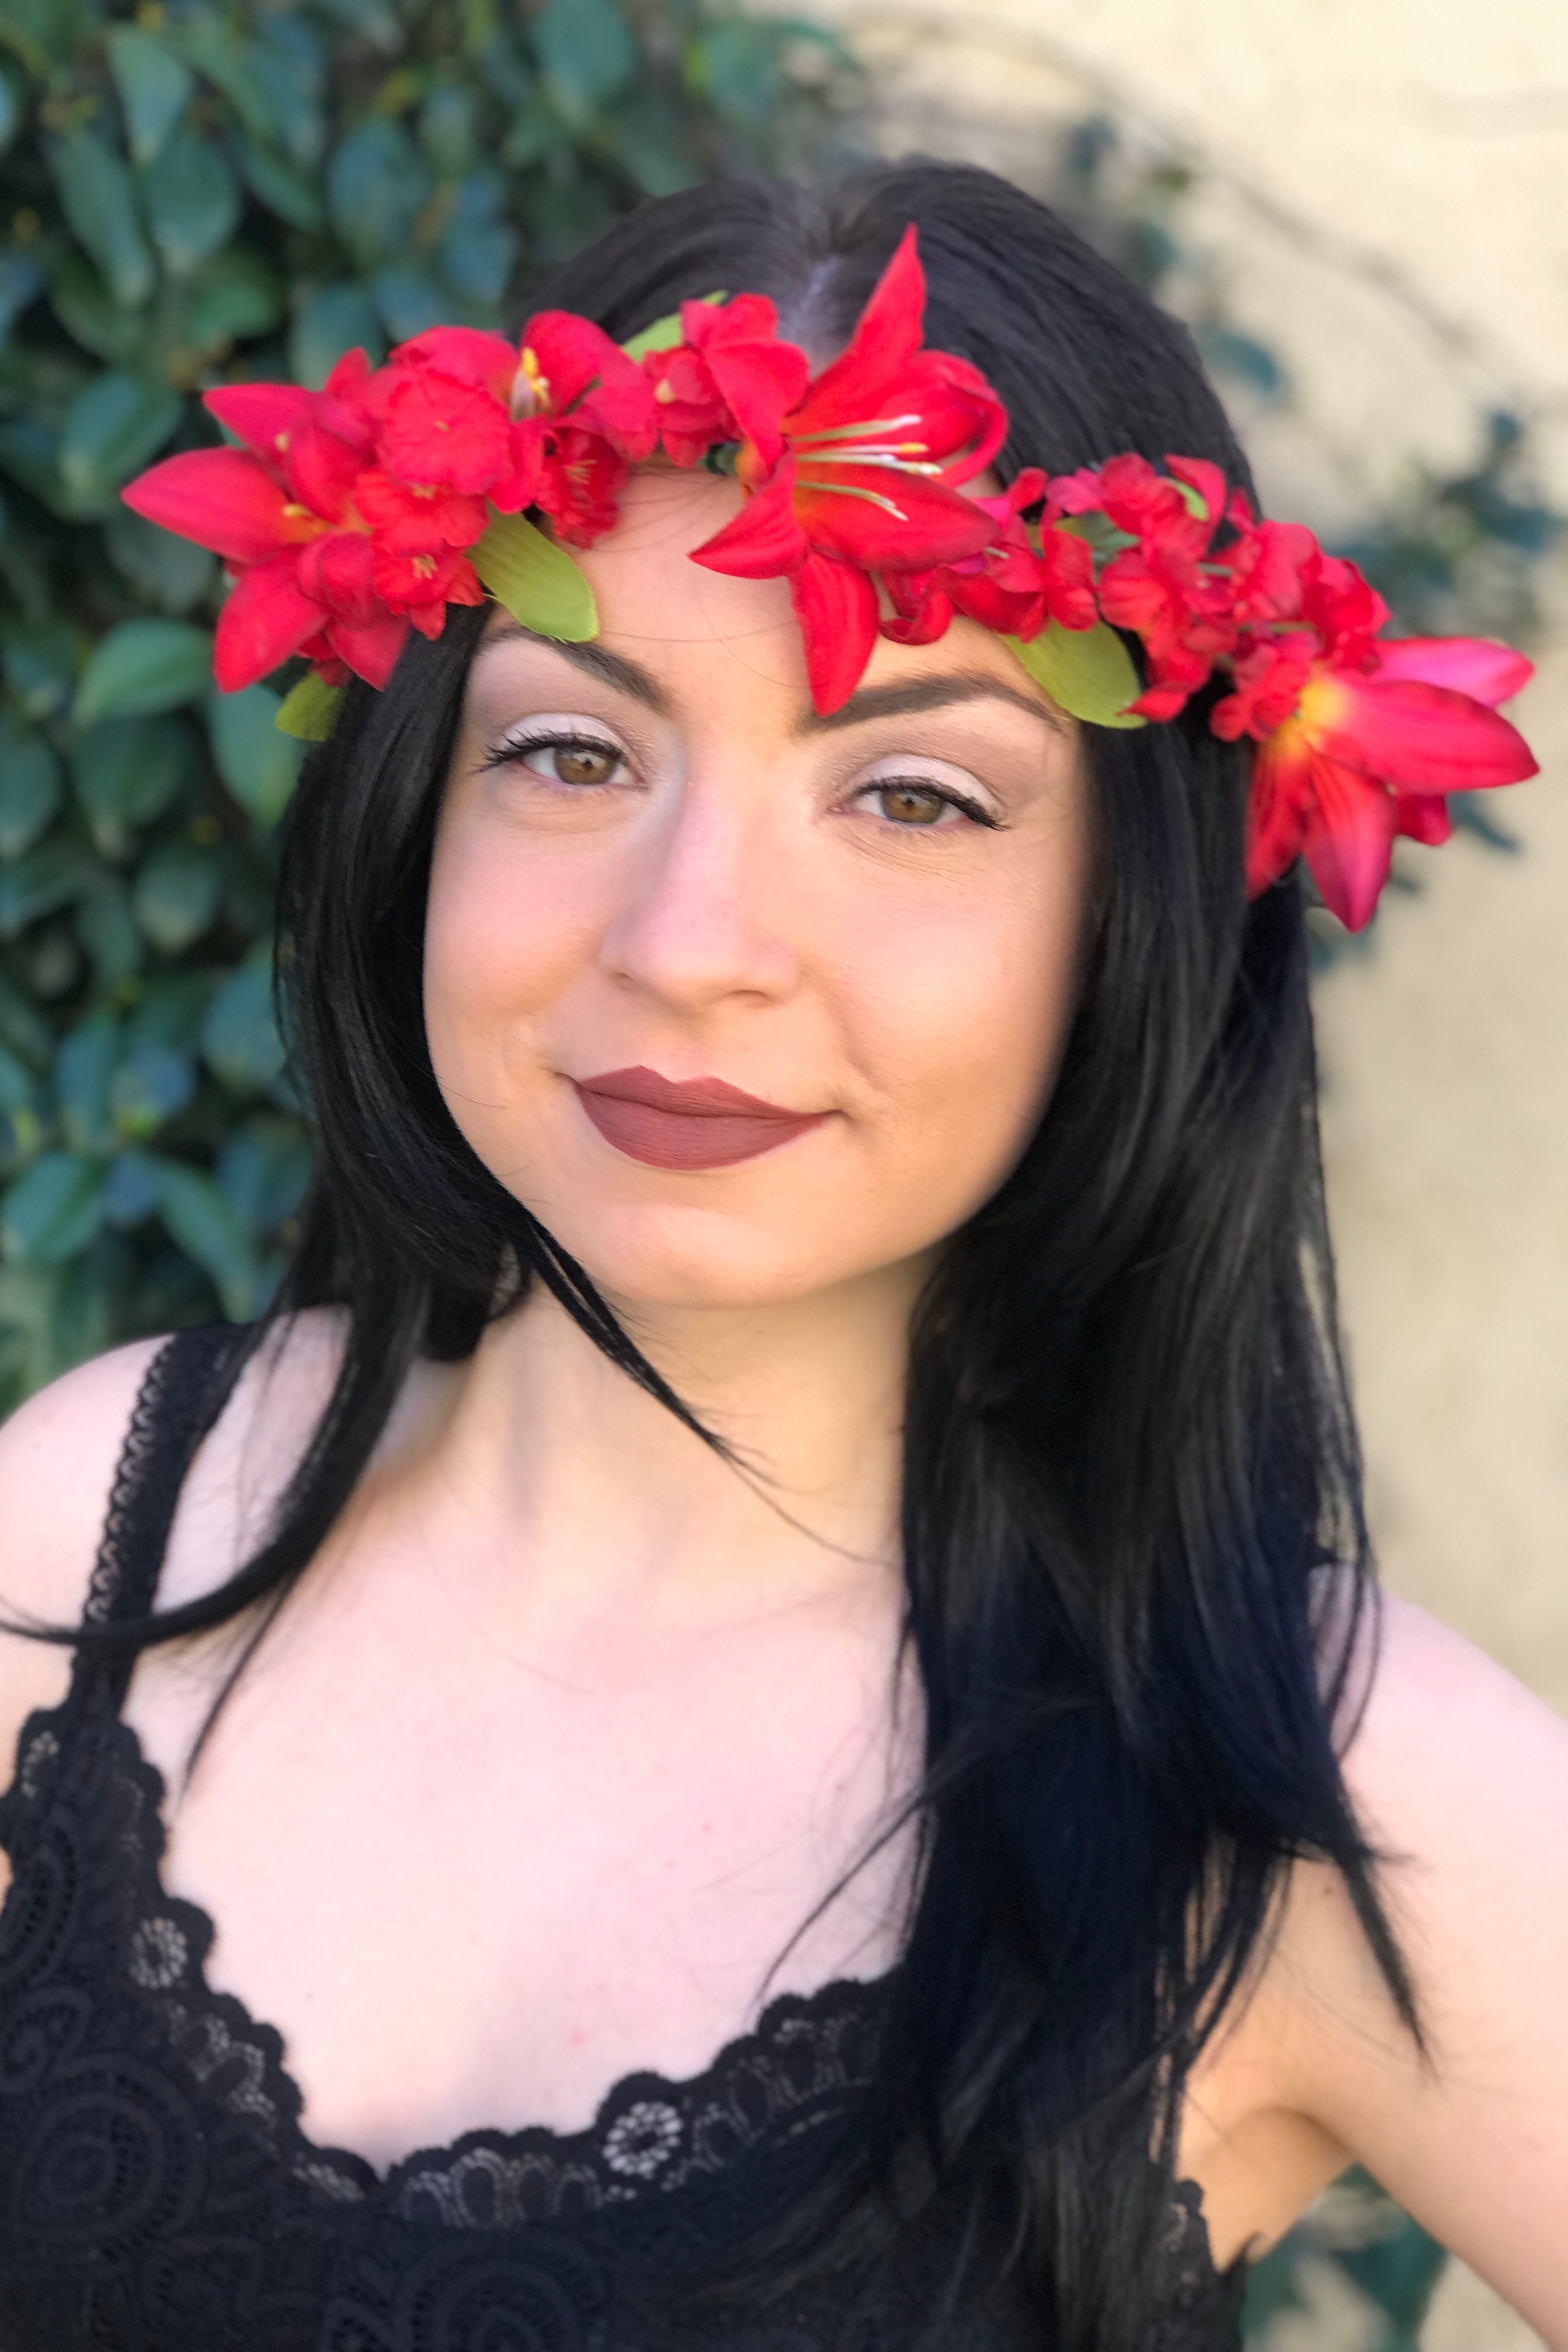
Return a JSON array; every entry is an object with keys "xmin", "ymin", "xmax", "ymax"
[
  {"xmin": 876, "ymin": 783, "xmax": 949, "ymax": 826},
  {"xmin": 538, "ymin": 743, "xmax": 618, "ymax": 786}
]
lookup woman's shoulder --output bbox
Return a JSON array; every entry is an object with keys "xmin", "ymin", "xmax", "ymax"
[{"xmin": 0, "ymin": 1311, "xmax": 350, "ymax": 1748}]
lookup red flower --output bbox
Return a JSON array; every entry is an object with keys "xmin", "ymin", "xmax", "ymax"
[
  {"xmin": 688, "ymin": 228, "xmax": 1009, "ymax": 710},
  {"xmin": 883, "ymin": 470, "xmax": 1097, "ymax": 645},
  {"xmin": 514, "ymin": 311, "xmax": 659, "ymax": 460},
  {"xmin": 1244, "ymin": 635, "xmax": 1537, "ymax": 929},
  {"xmin": 1064, "ymin": 454, "xmax": 1236, "ymax": 718},
  {"xmin": 645, "ymin": 294, "xmax": 811, "ymax": 468}
]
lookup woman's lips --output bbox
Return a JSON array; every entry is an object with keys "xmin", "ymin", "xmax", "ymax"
[{"xmin": 571, "ymin": 1066, "xmax": 830, "ymax": 1170}]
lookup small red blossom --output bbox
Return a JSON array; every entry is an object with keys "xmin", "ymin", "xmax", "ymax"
[
  {"xmin": 645, "ymin": 294, "xmax": 811, "ymax": 469},
  {"xmin": 883, "ymin": 470, "xmax": 1097, "ymax": 646}
]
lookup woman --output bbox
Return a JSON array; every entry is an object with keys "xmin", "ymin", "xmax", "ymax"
[{"xmin": 0, "ymin": 162, "xmax": 1563, "ymax": 2351}]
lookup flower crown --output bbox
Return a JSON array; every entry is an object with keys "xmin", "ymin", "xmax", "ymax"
[{"xmin": 124, "ymin": 226, "xmax": 1537, "ymax": 932}]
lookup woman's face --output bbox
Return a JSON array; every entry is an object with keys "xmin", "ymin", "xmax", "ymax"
[{"xmin": 426, "ymin": 468, "xmax": 1093, "ymax": 1312}]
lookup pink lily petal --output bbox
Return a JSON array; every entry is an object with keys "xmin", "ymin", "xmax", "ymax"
[
  {"xmin": 790, "ymin": 550, "xmax": 881, "ymax": 714},
  {"xmin": 1370, "ymin": 636, "xmax": 1534, "ymax": 706},
  {"xmin": 1306, "ymin": 673, "xmax": 1539, "ymax": 793},
  {"xmin": 203, "ymin": 383, "xmax": 313, "ymax": 469},
  {"xmin": 123, "ymin": 449, "xmax": 311, "ymax": 564},
  {"xmin": 1300, "ymin": 751, "xmax": 1398, "ymax": 931},
  {"xmin": 1244, "ymin": 732, "xmax": 1312, "ymax": 897},
  {"xmin": 324, "ymin": 608, "xmax": 410, "ymax": 690}
]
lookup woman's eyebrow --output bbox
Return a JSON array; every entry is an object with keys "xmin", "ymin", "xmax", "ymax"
[
  {"xmin": 477, "ymin": 622, "xmax": 673, "ymax": 715},
  {"xmin": 796, "ymin": 673, "xmax": 1069, "ymax": 736}
]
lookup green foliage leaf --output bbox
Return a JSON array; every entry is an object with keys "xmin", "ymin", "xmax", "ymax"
[
  {"xmin": 472, "ymin": 512, "xmax": 598, "ymax": 641},
  {"xmin": 2, "ymin": 621, "xmax": 77, "ymax": 720},
  {"xmin": 0, "ymin": 839, "xmax": 96, "ymax": 937},
  {"xmin": 621, "ymin": 307, "xmax": 687, "ymax": 362},
  {"xmin": 533, "ymin": 0, "xmax": 636, "ymax": 127},
  {"xmin": 164, "ymin": 12, "xmax": 276, "ymax": 144},
  {"xmin": 147, "ymin": 1154, "xmax": 258, "ymax": 1319},
  {"xmin": 105, "ymin": 507, "xmax": 216, "ymax": 614},
  {"xmin": 1006, "ymin": 621, "xmax": 1146, "ymax": 729},
  {"xmin": 327, "ymin": 117, "xmax": 432, "ymax": 268},
  {"xmin": 209, "ymin": 684, "xmax": 303, "ymax": 825},
  {"xmin": 371, "ymin": 262, "xmax": 447, "ymax": 342},
  {"xmin": 44, "ymin": 250, "xmax": 143, "ymax": 366},
  {"xmin": 48, "ymin": 127, "xmax": 155, "ymax": 310},
  {"xmin": 233, "ymin": 133, "xmax": 324, "ymax": 232},
  {"xmin": 131, "ymin": 839, "xmax": 220, "ymax": 954},
  {"xmin": 110, "ymin": 1041, "xmax": 195, "ymax": 1141},
  {"xmin": 435, "ymin": 173, "xmax": 517, "ymax": 306},
  {"xmin": 139, "ymin": 125, "xmax": 242, "ymax": 276},
  {"xmin": 58, "ymin": 370, "xmax": 180, "ymax": 510},
  {"xmin": 2, "ymin": 1150, "xmax": 103, "ymax": 1266},
  {"xmin": 0, "ymin": 249, "xmax": 43, "ymax": 344},
  {"xmin": 107, "ymin": 27, "xmax": 194, "ymax": 167},
  {"xmin": 71, "ymin": 715, "xmax": 193, "ymax": 844},
  {"xmin": 180, "ymin": 249, "xmax": 287, "ymax": 354},
  {"xmin": 0, "ymin": 64, "xmax": 19, "ymax": 157},
  {"xmin": 53, "ymin": 1009, "xmax": 118, "ymax": 1153},
  {"xmin": 275, "ymin": 674, "xmax": 341, "ymax": 741},
  {"xmin": 289, "ymin": 281, "xmax": 384, "ymax": 388},
  {"xmin": 215, "ymin": 1112, "xmax": 309, "ymax": 1232},
  {"xmin": 202, "ymin": 956, "xmax": 284, "ymax": 1094},
  {"xmin": 75, "ymin": 887, "xmax": 144, "ymax": 988},
  {"xmin": 420, "ymin": 84, "xmax": 480, "ymax": 178},
  {"xmin": 0, "ymin": 716, "xmax": 62, "ymax": 859},
  {"xmin": 74, "ymin": 620, "xmax": 213, "ymax": 727}
]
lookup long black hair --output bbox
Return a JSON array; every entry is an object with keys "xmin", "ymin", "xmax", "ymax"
[{"xmin": 55, "ymin": 163, "xmax": 1418, "ymax": 2346}]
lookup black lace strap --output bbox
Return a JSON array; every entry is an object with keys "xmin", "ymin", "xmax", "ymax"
[{"xmin": 75, "ymin": 1321, "xmax": 251, "ymax": 1710}]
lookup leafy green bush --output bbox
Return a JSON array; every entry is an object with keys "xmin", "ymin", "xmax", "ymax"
[{"xmin": 0, "ymin": 0, "xmax": 850, "ymax": 1409}]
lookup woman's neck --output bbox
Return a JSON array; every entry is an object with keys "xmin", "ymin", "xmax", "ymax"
[{"xmin": 407, "ymin": 1261, "xmax": 928, "ymax": 1632}]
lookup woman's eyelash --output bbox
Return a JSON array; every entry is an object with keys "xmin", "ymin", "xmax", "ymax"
[
  {"xmin": 857, "ymin": 776, "xmax": 1002, "ymax": 830},
  {"xmin": 481, "ymin": 729, "xmax": 624, "ymax": 775}
]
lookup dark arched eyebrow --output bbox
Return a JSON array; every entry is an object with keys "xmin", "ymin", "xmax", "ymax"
[
  {"xmin": 477, "ymin": 625, "xmax": 1065, "ymax": 738},
  {"xmin": 477, "ymin": 621, "xmax": 674, "ymax": 715},
  {"xmin": 797, "ymin": 672, "xmax": 1069, "ymax": 737}
]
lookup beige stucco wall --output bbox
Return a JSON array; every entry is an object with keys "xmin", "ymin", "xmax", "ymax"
[{"xmin": 762, "ymin": 9, "xmax": 1567, "ymax": 2340}]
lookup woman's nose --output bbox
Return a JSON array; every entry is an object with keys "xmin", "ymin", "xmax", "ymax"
[{"xmin": 597, "ymin": 775, "xmax": 802, "ymax": 1012}]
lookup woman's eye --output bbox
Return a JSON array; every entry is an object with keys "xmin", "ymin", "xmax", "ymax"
[
  {"xmin": 855, "ymin": 780, "xmax": 993, "ymax": 830},
  {"xmin": 524, "ymin": 733, "xmax": 630, "ymax": 790}
]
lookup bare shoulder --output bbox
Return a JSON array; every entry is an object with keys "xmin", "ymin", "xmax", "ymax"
[
  {"xmin": 0, "ymin": 1311, "xmax": 349, "ymax": 1786},
  {"xmin": 1261, "ymin": 1592, "xmax": 1568, "ymax": 2326}
]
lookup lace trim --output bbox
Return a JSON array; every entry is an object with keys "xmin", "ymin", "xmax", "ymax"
[{"xmin": 82, "ymin": 1331, "xmax": 185, "ymax": 1636}]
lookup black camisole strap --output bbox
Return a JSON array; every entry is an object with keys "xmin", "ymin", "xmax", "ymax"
[{"xmin": 74, "ymin": 1320, "xmax": 253, "ymax": 1712}]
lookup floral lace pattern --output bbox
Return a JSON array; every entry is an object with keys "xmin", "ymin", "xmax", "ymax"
[{"xmin": 0, "ymin": 1329, "xmax": 1245, "ymax": 2351}]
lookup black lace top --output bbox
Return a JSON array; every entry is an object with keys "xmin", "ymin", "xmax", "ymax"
[{"xmin": 0, "ymin": 1328, "xmax": 1247, "ymax": 2351}]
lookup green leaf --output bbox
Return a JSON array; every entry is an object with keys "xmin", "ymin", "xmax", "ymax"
[
  {"xmin": 0, "ymin": 840, "xmax": 96, "ymax": 937},
  {"xmin": 1005, "ymin": 622, "xmax": 1146, "ymax": 729},
  {"xmin": 532, "ymin": 0, "xmax": 636, "ymax": 128},
  {"xmin": 208, "ymin": 684, "xmax": 303, "ymax": 824},
  {"xmin": 58, "ymin": 370, "xmax": 180, "ymax": 509},
  {"xmin": 370, "ymin": 263, "xmax": 448, "ymax": 342},
  {"xmin": 215, "ymin": 1113, "xmax": 309, "ymax": 1231},
  {"xmin": 126, "ymin": 971, "xmax": 209, "ymax": 1055},
  {"xmin": 48, "ymin": 127, "xmax": 155, "ymax": 310},
  {"xmin": 71, "ymin": 715, "xmax": 193, "ymax": 841},
  {"xmin": 0, "ymin": 64, "xmax": 19, "ymax": 157},
  {"xmin": 164, "ymin": 13, "xmax": 276, "ymax": 144},
  {"xmin": 76, "ymin": 886, "xmax": 144, "ymax": 986},
  {"xmin": 233, "ymin": 133, "xmax": 324, "ymax": 232},
  {"xmin": 131, "ymin": 839, "xmax": 220, "ymax": 953},
  {"xmin": 2, "ymin": 621, "xmax": 77, "ymax": 719},
  {"xmin": 74, "ymin": 620, "xmax": 212, "ymax": 726},
  {"xmin": 110, "ymin": 1041, "xmax": 195, "ymax": 1140},
  {"xmin": 105, "ymin": 506, "xmax": 216, "ymax": 614},
  {"xmin": 420, "ymin": 85, "xmax": 480, "ymax": 178},
  {"xmin": 0, "ymin": 248, "xmax": 43, "ymax": 344},
  {"xmin": 44, "ymin": 250, "xmax": 144, "ymax": 366},
  {"xmin": 275, "ymin": 673, "xmax": 341, "ymax": 741},
  {"xmin": 202, "ymin": 956, "xmax": 284, "ymax": 1093},
  {"xmin": 434, "ymin": 174, "xmax": 517, "ymax": 306},
  {"xmin": 148, "ymin": 1154, "xmax": 258, "ymax": 1318},
  {"xmin": 2, "ymin": 1150, "xmax": 103, "ymax": 1266},
  {"xmin": 107, "ymin": 27, "xmax": 194, "ymax": 167},
  {"xmin": 472, "ymin": 512, "xmax": 598, "ymax": 642},
  {"xmin": 139, "ymin": 126, "xmax": 241, "ymax": 276},
  {"xmin": 326, "ymin": 118, "xmax": 432, "ymax": 270},
  {"xmin": 180, "ymin": 249, "xmax": 286, "ymax": 352},
  {"xmin": 103, "ymin": 1145, "xmax": 162, "ymax": 1228},
  {"xmin": 289, "ymin": 281, "xmax": 383, "ymax": 390},
  {"xmin": 621, "ymin": 308, "xmax": 687, "ymax": 362},
  {"xmin": 0, "ymin": 715, "xmax": 62, "ymax": 858},
  {"xmin": 53, "ymin": 1010, "xmax": 118, "ymax": 1153}
]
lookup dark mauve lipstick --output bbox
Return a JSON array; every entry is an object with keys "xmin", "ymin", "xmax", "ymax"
[{"xmin": 571, "ymin": 1066, "xmax": 830, "ymax": 1170}]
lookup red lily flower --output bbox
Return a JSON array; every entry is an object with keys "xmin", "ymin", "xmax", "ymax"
[
  {"xmin": 883, "ymin": 470, "xmax": 1097, "ymax": 646},
  {"xmin": 688, "ymin": 228, "xmax": 1009, "ymax": 710},
  {"xmin": 645, "ymin": 295, "xmax": 811, "ymax": 469},
  {"xmin": 1241, "ymin": 635, "xmax": 1537, "ymax": 929}
]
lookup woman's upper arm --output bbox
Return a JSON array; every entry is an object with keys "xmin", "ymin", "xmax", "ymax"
[
  {"xmin": 0, "ymin": 1338, "xmax": 168, "ymax": 1886},
  {"xmin": 1273, "ymin": 1592, "xmax": 1568, "ymax": 2335}
]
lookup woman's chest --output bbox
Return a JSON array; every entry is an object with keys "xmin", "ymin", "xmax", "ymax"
[{"xmin": 121, "ymin": 1567, "xmax": 921, "ymax": 2172}]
